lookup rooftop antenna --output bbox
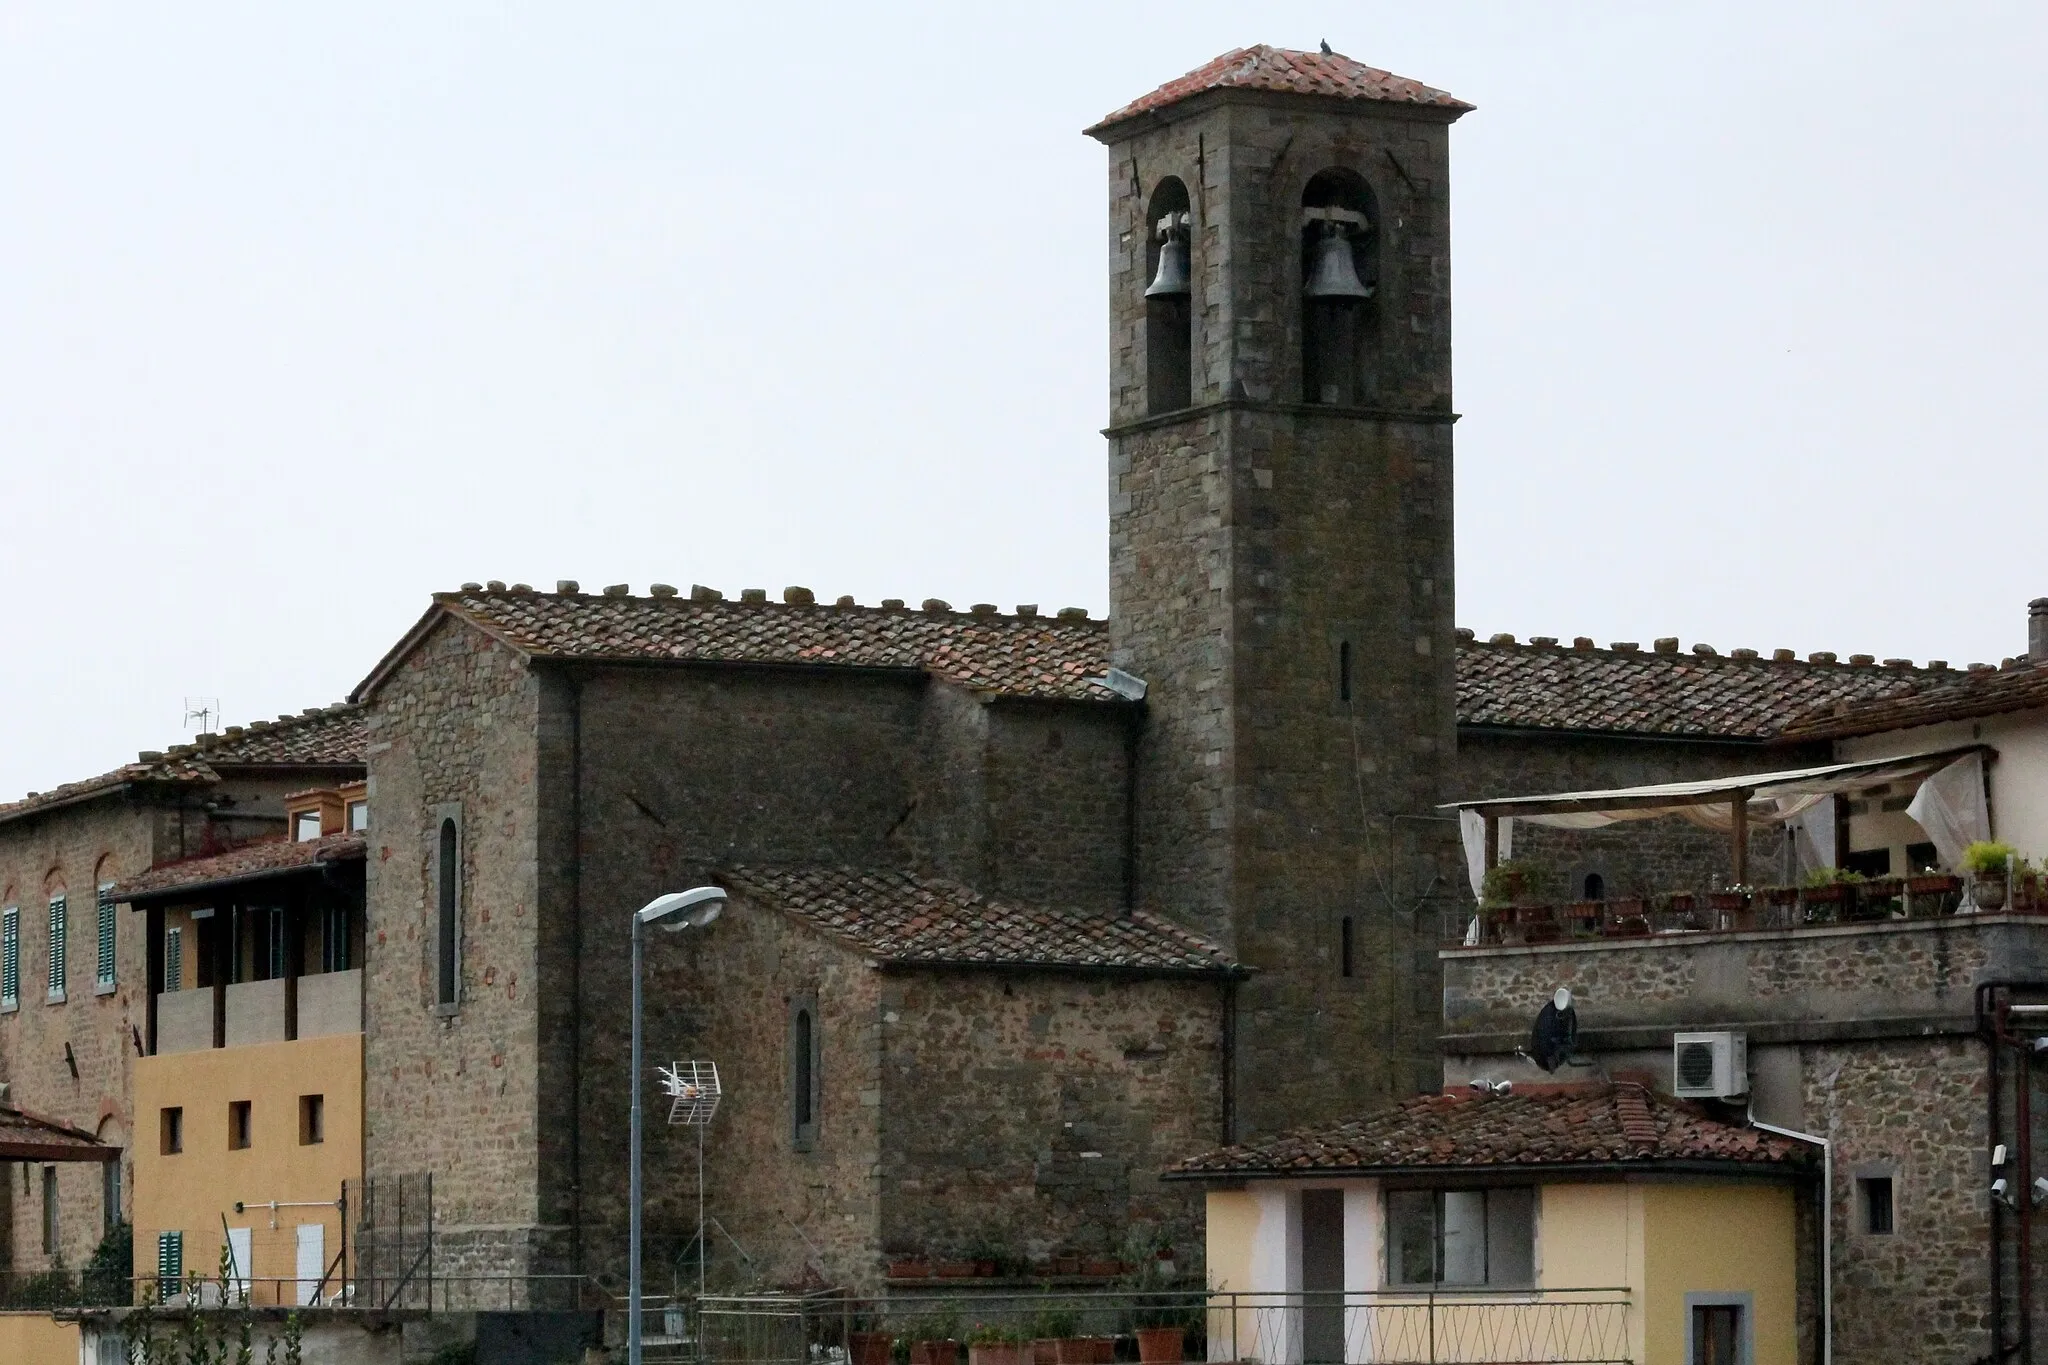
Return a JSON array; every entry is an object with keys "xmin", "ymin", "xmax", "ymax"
[
  {"xmin": 183, "ymin": 697, "xmax": 221, "ymax": 737},
  {"xmin": 660, "ymin": 1060, "xmax": 722, "ymax": 1304}
]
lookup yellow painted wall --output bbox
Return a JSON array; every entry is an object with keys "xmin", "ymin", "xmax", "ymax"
[
  {"xmin": 132, "ymin": 1031, "xmax": 362, "ymax": 1302},
  {"xmin": 0, "ymin": 1311, "xmax": 80, "ymax": 1365},
  {"xmin": 1642, "ymin": 1183, "xmax": 1798, "ymax": 1365},
  {"xmin": 1204, "ymin": 1189, "xmax": 1259, "ymax": 1293}
]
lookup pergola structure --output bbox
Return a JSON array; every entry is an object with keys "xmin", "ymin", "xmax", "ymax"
[{"xmin": 1445, "ymin": 745, "xmax": 1989, "ymax": 890}]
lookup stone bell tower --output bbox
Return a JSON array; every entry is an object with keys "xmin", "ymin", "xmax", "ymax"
[{"xmin": 1087, "ymin": 47, "xmax": 1470, "ymax": 1138}]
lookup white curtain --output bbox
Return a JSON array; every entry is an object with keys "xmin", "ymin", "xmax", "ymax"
[
  {"xmin": 1906, "ymin": 752, "xmax": 1990, "ymax": 872},
  {"xmin": 1458, "ymin": 810, "xmax": 1513, "ymax": 897},
  {"xmin": 1792, "ymin": 796, "xmax": 1837, "ymax": 875}
]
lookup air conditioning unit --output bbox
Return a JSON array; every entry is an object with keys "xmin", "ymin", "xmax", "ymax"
[{"xmin": 1673, "ymin": 1031, "xmax": 1748, "ymax": 1099}]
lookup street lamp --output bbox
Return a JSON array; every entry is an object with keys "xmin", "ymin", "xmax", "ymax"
[{"xmin": 630, "ymin": 886, "xmax": 726, "ymax": 1365}]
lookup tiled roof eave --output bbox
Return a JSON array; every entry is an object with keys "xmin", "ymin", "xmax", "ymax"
[
  {"xmin": 1085, "ymin": 81, "xmax": 1468, "ymax": 139},
  {"xmin": 873, "ymin": 955, "xmax": 1246, "ymax": 978},
  {"xmin": 1162, "ymin": 1155, "xmax": 1812, "ymax": 1182},
  {"xmin": 1456, "ymin": 721, "xmax": 1774, "ymax": 746}
]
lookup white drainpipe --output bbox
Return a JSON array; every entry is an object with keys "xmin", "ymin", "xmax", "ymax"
[{"xmin": 1752, "ymin": 1117, "xmax": 1831, "ymax": 1365}]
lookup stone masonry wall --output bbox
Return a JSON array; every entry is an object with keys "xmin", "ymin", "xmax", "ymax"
[
  {"xmin": 0, "ymin": 796, "xmax": 153, "ymax": 1272},
  {"xmin": 362, "ymin": 616, "xmax": 546, "ymax": 1273},
  {"xmin": 877, "ymin": 970, "xmax": 1223, "ymax": 1276},
  {"xmin": 982, "ymin": 701, "xmax": 1130, "ymax": 913}
]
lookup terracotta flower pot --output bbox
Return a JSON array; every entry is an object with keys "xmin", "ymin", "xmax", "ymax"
[
  {"xmin": 1054, "ymin": 1340, "xmax": 1095, "ymax": 1365},
  {"xmin": 1031, "ymin": 1340, "xmax": 1058, "ymax": 1365},
  {"xmin": 1135, "ymin": 1327, "xmax": 1184, "ymax": 1365},
  {"xmin": 889, "ymin": 1261, "xmax": 932, "ymax": 1281},
  {"xmin": 1051, "ymin": 1256, "xmax": 1082, "ymax": 1276},
  {"xmin": 1089, "ymin": 1339, "xmax": 1116, "ymax": 1364},
  {"xmin": 970, "ymin": 1345, "xmax": 1025, "ymax": 1365},
  {"xmin": 851, "ymin": 1333, "xmax": 895, "ymax": 1365},
  {"xmin": 935, "ymin": 1261, "xmax": 978, "ymax": 1279},
  {"xmin": 912, "ymin": 1342, "xmax": 960, "ymax": 1365},
  {"xmin": 974, "ymin": 1259, "xmax": 999, "ymax": 1278},
  {"xmin": 1081, "ymin": 1259, "xmax": 1122, "ymax": 1278},
  {"xmin": 1907, "ymin": 874, "xmax": 1961, "ymax": 895}
]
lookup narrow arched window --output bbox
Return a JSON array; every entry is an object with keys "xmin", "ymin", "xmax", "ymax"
[
  {"xmin": 1338, "ymin": 641, "xmax": 1353, "ymax": 703},
  {"xmin": 1143, "ymin": 177, "xmax": 1193, "ymax": 414},
  {"xmin": 1301, "ymin": 169, "xmax": 1379, "ymax": 406},
  {"xmin": 1583, "ymin": 873, "xmax": 1606, "ymax": 901},
  {"xmin": 435, "ymin": 817, "xmax": 459, "ymax": 1008},
  {"xmin": 790, "ymin": 994, "xmax": 820, "ymax": 1151}
]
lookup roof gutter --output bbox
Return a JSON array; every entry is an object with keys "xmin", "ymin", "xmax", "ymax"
[
  {"xmin": 1160, "ymin": 1156, "xmax": 1811, "ymax": 1183},
  {"xmin": 117, "ymin": 853, "xmax": 365, "ymax": 906},
  {"xmin": 1752, "ymin": 1116, "xmax": 1830, "ymax": 1365},
  {"xmin": 870, "ymin": 958, "xmax": 1250, "ymax": 982}
]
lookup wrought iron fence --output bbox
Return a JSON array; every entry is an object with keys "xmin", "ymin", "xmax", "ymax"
[{"xmin": 695, "ymin": 1287, "xmax": 1634, "ymax": 1365}]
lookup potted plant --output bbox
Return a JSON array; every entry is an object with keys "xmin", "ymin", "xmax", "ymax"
[
  {"xmin": 968, "ymin": 1323, "xmax": 1026, "ymax": 1365},
  {"xmin": 1029, "ymin": 1308, "xmax": 1085, "ymax": 1365},
  {"xmin": 1707, "ymin": 884, "xmax": 1752, "ymax": 930},
  {"xmin": 850, "ymin": 1325, "xmax": 896, "ymax": 1365},
  {"xmin": 1856, "ymin": 876, "xmax": 1904, "ymax": 920},
  {"xmin": 1479, "ymin": 859, "xmax": 1531, "ymax": 908},
  {"xmin": 1603, "ymin": 896, "xmax": 1649, "ymax": 936},
  {"xmin": 1965, "ymin": 841, "xmax": 2021, "ymax": 910},
  {"xmin": 888, "ymin": 1258, "xmax": 933, "ymax": 1281},
  {"xmin": 909, "ymin": 1310, "xmax": 964, "ymax": 1365},
  {"xmin": 1799, "ymin": 867, "xmax": 1861, "ymax": 921}
]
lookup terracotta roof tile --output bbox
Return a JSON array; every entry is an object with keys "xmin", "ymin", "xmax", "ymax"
[
  {"xmin": 1170, "ymin": 1084, "xmax": 1813, "ymax": 1177},
  {"xmin": 1457, "ymin": 639, "xmax": 1942, "ymax": 740},
  {"xmin": 0, "ymin": 1104, "xmax": 117, "ymax": 1162},
  {"xmin": 419, "ymin": 590, "xmax": 1120, "ymax": 702},
  {"xmin": 0, "ymin": 705, "xmax": 365, "ymax": 828},
  {"xmin": 1777, "ymin": 660, "xmax": 2048, "ymax": 742},
  {"xmin": 721, "ymin": 865, "xmax": 1237, "ymax": 974},
  {"xmin": 112, "ymin": 832, "xmax": 367, "ymax": 902},
  {"xmin": 1088, "ymin": 45, "xmax": 1472, "ymax": 135}
]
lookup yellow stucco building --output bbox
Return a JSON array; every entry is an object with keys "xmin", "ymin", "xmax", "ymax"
[{"xmin": 1178, "ymin": 1083, "xmax": 1810, "ymax": 1365}]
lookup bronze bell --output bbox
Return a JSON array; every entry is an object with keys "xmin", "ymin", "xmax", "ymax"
[
  {"xmin": 1144, "ymin": 231, "xmax": 1190, "ymax": 298},
  {"xmin": 1304, "ymin": 223, "xmax": 1372, "ymax": 299}
]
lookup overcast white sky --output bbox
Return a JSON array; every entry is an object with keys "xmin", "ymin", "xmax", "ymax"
[{"xmin": 2, "ymin": 3, "xmax": 2045, "ymax": 800}]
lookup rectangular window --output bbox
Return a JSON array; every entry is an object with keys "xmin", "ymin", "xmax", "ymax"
[
  {"xmin": 320, "ymin": 906, "xmax": 351, "ymax": 973},
  {"xmin": 346, "ymin": 799, "xmax": 369, "ymax": 832},
  {"xmin": 160, "ymin": 1107, "xmax": 183, "ymax": 1155},
  {"xmin": 1859, "ymin": 1175, "xmax": 1895, "ymax": 1234},
  {"xmin": 299, "ymin": 1094, "xmax": 324, "ymax": 1146},
  {"xmin": 103, "ymin": 1154, "xmax": 121, "ymax": 1233},
  {"xmin": 164, "ymin": 926, "xmax": 183, "ymax": 992},
  {"xmin": 96, "ymin": 883, "xmax": 117, "ymax": 989},
  {"xmin": 47, "ymin": 893, "xmax": 66, "ymax": 1001},
  {"xmin": 293, "ymin": 810, "xmax": 323, "ymax": 842},
  {"xmin": 228, "ymin": 1100, "xmax": 252, "ymax": 1150},
  {"xmin": 157, "ymin": 1230, "xmax": 183, "ymax": 1300},
  {"xmin": 1690, "ymin": 1303, "xmax": 1742, "ymax": 1365},
  {"xmin": 41, "ymin": 1166, "xmax": 58, "ymax": 1254},
  {"xmin": 2, "ymin": 906, "xmax": 18, "ymax": 1009},
  {"xmin": 1386, "ymin": 1187, "xmax": 1535, "ymax": 1287},
  {"xmin": 1340, "ymin": 916, "xmax": 1355, "ymax": 978}
]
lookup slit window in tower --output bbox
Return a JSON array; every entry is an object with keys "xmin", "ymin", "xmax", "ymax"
[
  {"xmin": 1143, "ymin": 177, "xmax": 1192, "ymax": 414},
  {"xmin": 1341, "ymin": 916, "xmax": 1355, "ymax": 978},
  {"xmin": 1339, "ymin": 640, "xmax": 1353, "ymax": 703},
  {"xmin": 1302, "ymin": 169, "xmax": 1379, "ymax": 406}
]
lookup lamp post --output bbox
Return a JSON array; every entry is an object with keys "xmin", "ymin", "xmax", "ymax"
[{"xmin": 630, "ymin": 886, "xmax": 727, "ymax": 1365}]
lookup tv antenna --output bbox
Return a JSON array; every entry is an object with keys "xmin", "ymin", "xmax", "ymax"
[
  {"xmin": 183, "ymin": 697, "xmax": 222, "ymax": 736},
  {"xmin": 660, "ymin": 1061, "xmax": 722, "ymax": 1302}
]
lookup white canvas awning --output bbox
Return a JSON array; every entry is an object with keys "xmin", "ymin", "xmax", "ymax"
[{"xmin": 1444, "ymin": 744, "xmax": 1992, "ymax": 890}]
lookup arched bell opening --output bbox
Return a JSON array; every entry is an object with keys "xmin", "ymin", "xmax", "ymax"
[
  {"xmin": 1143, "ymin": 177, "xmax": 1193, "ymax": 414},
  {"xmin": 1301, "ymin": 168, "xmax": 1379, "ymax": 406}
]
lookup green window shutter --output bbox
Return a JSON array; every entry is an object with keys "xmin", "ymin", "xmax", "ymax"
[
  {"xmin": 96, "ymin": 884, "xmax": 116, "ymax": 986},
  {"xmin": 2, "ymin": 907, "xmax": 17, "ymax": 1007},
  {"xmin": 48, "ymin": 894, "xmax": 66, "ymax": 998},
  {"xmin": 157, "ymin": 1230, "xmax": 183, "ymax": 1300},
  {"xmin": 164, "ymin": 927, "xmax": 183, "ymax": 994}
]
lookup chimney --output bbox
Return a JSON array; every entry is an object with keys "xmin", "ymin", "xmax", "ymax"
[{"xmin": 2032, "ymin": 598, "xmax": 2048, "ymax": 662}]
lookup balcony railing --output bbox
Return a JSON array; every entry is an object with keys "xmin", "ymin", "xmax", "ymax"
[
  {"xmin": 1444, "ymin": 872, "xmax": 2048, "ymax": 947},
  {"xmin": 696, "ymin": 1287, "xmax": 1633, "ymax": 1365},
  {"xmin": 151, "ymin": 968, "xmax": 362, "ymax": 1053}
]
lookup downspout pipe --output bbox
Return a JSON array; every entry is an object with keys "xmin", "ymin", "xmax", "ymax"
[{"xmin": 1753, "ymin": 1116, "xmax": 1830, "ymax": 1365}]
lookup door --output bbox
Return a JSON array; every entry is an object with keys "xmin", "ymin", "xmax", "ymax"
[
  {"xmin": 1301, "ymin": 1190, "xmax": 1346, "ymax": 1363},
  {"xmin": 226, "ymin": 1226, "xmax": 252, "ymax": 1301},
  {"xmin": 1692, "ymin": 1304, "xmax": 1740, "ymax": 1365},
  {"xmin": 295, "ymin": 1223, "xmax": 326, "ymax": 1305}
]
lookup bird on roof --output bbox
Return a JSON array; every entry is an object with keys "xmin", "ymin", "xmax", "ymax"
[{"xmin": 1320, "ymin": 39, "xmax": 1333, "ymax": 54}]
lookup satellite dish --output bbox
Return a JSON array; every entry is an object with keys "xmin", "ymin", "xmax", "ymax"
[{"xmin": 1527, "ymin": 987, "xmax": 1579, "ymax": 1073}]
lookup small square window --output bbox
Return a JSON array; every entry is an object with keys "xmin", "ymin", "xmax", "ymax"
[
  {"xmin": 346, "ymin": 800, "xmax": 370, "ymax": 832},
  {"xmin": 228, "ymin": 1100, "xmax": 252, "ymax": 1151},
  {"xmin": 299, "ymin": 1094, "xmax": 325, "ymax": 1146},
  {"xmin": 160, "ymin": 1107, "xmax": 183, "ymax": 1155},
  {"xmin": 1859, "ymin": 1175, "xmax": 1895, "ymax": 1234},
  {"xmin": 293, "ymin": 811, "xmax": 323, "ymax": 842}
]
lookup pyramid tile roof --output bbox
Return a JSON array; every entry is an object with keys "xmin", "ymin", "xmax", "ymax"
[
  {"xmin": 721, "ymin": 865, "xmax": 1238, "ymax": 975},
  {"xmin": 1088, "ymin": 45, "xmax": 1471, "ymax": 136},
  {"xmin": 1168, "ymin": 1084, "xmax": 1813, "ymax": 1178}
]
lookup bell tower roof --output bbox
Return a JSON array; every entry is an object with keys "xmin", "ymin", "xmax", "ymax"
[{"xmin": 1086, "ymin": 44, "xmax": 1471, "ymax": 139}]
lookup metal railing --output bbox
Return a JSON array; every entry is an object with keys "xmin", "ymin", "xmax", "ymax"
[
  {"xmin": 0, "ymin": 1272, "xmax": 601, "ymax": 1314},
  {"xmin": 696, "ymin": 1287, "xmax": 1633, "ymax": 1365}
]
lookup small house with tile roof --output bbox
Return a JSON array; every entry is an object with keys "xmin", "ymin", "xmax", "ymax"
[{"xmin": 1170, "ymin": 1083, "xmax": 1808, "ymax": 1365}]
